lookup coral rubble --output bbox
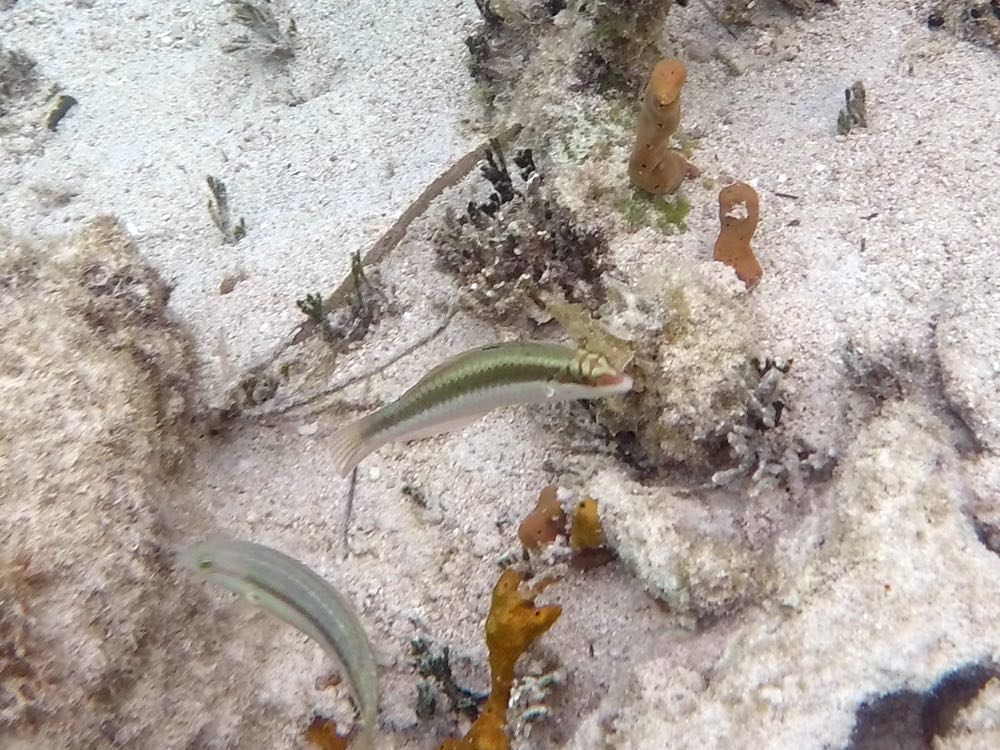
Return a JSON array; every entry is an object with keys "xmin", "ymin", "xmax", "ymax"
[
  {"xmin": 548, "ymin": 270, "xmax": 787, "ymax": 484},
  {"xmin": 591, "ymin": 470, "xmax": 770, "ymax": 621},
  {"xmin": 927, "ymin": 2, "xmax": 1000, "ymax": 49},
  {"xmin": 572, "ymin": 402, "xmax": 1000, "ymax": 747}
]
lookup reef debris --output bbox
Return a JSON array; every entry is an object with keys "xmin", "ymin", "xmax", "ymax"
[
  {"xmin": 591, "ymin": 470, "xmax": 771, "ymax": 622},
  {"xmin": 927, "ymin": 2, "xmax": 1000, "ymax": 49},
  {"xmin": 411, "ymin": 636, "xmax": 488, "ymax": 720},
  {"xmin": 44, "ymin": 93, "xmax": 76, "ymax": 130},
  {"xmin": 577, "ymin": 0, "xmax": 676, "ymax": 92},
  {"xmin": 0, "ymin": 44, "xmax": 37, "ymax": 116},
  {"xmin": 221, "ymin": 0, "xmax": 297, "ymax": 60},
  {"xmin": 579, "ymin": 402, "xmax": 1000, "ymax": 746},
  {"xmin": 547, "ymin": 275, "xmax": 789, "ymax": 485},
  {"xmin": 206, "ymin": 175, "xmax": 247, "ymax": 244}
]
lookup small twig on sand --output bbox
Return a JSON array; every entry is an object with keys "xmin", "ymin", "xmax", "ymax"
[
  {"xmin": 287, "ymin": 124, "xmax": 522, "ymax": 348},
  {"xmin": 267, "ymin": 307, "xmax": 458, "ymax": 417},
  {"xmin": 343, "ymin": 449, "xmax": 361, "ymax": 551},
  {"xmin": 217, "ymin": 125, "xmax": 519, "ymax": 425}
]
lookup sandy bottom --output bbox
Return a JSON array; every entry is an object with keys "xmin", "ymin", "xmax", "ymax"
[{"xmin": 2, "ymin": 0, "xmax": 1000, "ymax": 748}]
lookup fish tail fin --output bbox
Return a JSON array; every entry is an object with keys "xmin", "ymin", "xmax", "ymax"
[{"xmin": 330, "ymin": 417, "xmax": 374, "ymax": 477}]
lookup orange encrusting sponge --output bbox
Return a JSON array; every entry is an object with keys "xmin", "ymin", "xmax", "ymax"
[
  {"xmin": 628, "ymin": 58, "xmax": 692, "ymax": 195},
  {"xmin": 713, "ymin": 182, "xmax": 763, "ymax": 288}
]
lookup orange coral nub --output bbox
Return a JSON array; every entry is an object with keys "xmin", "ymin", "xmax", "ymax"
[
  {"xmin": 569, "ymin": 497, "xmax": 604, "ymax": 551},
  {"xmin": 304, "ymin": 716, "xmax": 350, "ymax": 750},
  {"xmin": 713, "ymin": 182, "xmax": 763, "ymax": 288}
]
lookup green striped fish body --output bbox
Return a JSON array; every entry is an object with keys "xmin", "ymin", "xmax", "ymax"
[
  {"xmin": 330, "ymin": 341, "xmax": 632, "ymax": 476},
  {"xmin": 178, "ymin": 540, "xmax": 378, "ymax": 750}
]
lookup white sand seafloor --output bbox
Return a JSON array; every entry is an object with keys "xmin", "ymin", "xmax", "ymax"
[{"xmin": 2, "ymin": 1, "xmax": 1000, "ymax": 749}]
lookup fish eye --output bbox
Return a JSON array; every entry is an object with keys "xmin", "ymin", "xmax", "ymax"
[{"xmin": 197, "ymin": 559, "xmax": 213, "ymax": 571}]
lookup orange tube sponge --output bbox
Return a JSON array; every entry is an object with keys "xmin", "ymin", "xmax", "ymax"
[
  {"xmin": 437, "ymin": 570, "xmax": 562, "ymax": 750},
  {"xmin": 713, "ymin": 182, "xmax": 763, "ymax": 288},
  {"xmin": 517, "ymin": 486, "xmax": 567, "ymax": 552},
  {"xmin": 628, "ymin": 58, "xmax": 692, "ymax": 195}
]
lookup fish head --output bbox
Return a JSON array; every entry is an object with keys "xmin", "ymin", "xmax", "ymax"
[{"xmin": 564, "ymin": 350, "xmax": 633, "ymax": 394}]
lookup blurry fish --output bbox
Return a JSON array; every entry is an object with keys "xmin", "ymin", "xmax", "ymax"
[{"xmin": 178, "ymin": 539, "xmax": 378, "ymax": 750}]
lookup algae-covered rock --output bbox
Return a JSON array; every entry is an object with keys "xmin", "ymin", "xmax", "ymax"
[
  {"xmin": 0, "ymin": 219, "xmax": 391, "ymax": 749},
  {"xmin": 552, "ymin": 266, "xmax": 785, "ymax": 481},
  {"xmin": 0, "ymin": 218, "xmax": 195, "ymax": 743},
  {"xmin": 591, "ymin": 470, "xmax": 771, "ymax": 622},
  {"xmin": 571, "ymin": 401, "xmax": 1000, "ymax": 749}
]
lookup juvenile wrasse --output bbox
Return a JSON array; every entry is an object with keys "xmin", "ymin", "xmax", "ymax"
[
  {"xmin": 177, "ymin": 539, "xmax": 378, "ymax": 750},
  {"xmin": 330, "ymin": 341, "xmax": 633, "ymax": 476}
]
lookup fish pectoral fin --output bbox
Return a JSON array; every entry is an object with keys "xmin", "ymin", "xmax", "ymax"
[{"xmin": 398, "ymin": 410, "xmax": 489, "ymax": 444}]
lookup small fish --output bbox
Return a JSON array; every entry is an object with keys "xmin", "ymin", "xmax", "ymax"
[
  {"xmin": 330, "ymin": 341, "xmax": 633, "ymax": 476},
  {"xmin": 177, "ymin": 539, "xmax": 378, "ymax": 750}
]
